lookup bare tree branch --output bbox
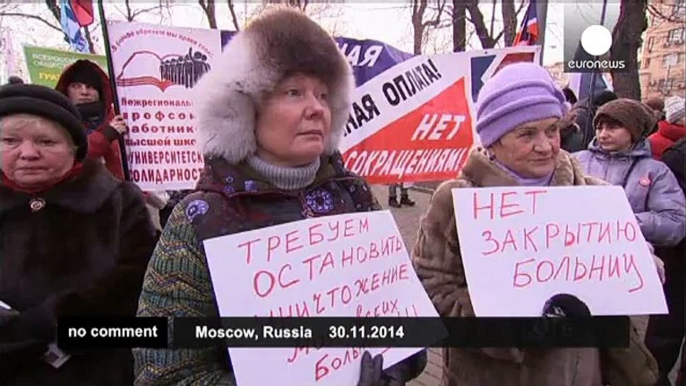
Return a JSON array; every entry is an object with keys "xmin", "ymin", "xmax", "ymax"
[
  {"xmin": 44, "ymin": 0, "xmax": 60, "ymax": 23},
  {"xmin": 199, "ymin": 0, "xmax": 218, "ymax": 29},
  {"xmin": 228, "ymin": 0, "xmax": 241, "ymax": 31},
  {"xmin": 610, "ymin": 0, "xmax": 649, "ymax": 100},
  {"xmin": 465, "ymin": 0, "xmax": 497, "ymax": 48},
  {"xmin": 501, "ymin": 0, "xmax": 518, "ymax": 47},
  {"xmin": 131, "ymin": 6, "xmax": 164, "ymax": 20},
  {"xmin": 125, "ymin": 0, "xmax": 134, "ymax": 21},
  {"xmin": 489, "ymin": 0, "xmax": 496, "ymax": 39},
  {"xmin": 452, "ymin": 0, "xmax": 466, "ymax": 52},
  {"xmin": 0, "ymin": 12, "xmax": 62, "ymax": 32}
]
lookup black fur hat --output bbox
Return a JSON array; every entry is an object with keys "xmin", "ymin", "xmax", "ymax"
[
  {"xmin": 0, "ymin": 84, "xmax": 88, "ymax": 161},
  {"xmin": 62, "ymin": 60, "xmax": 104, "ymax": 100},
  {"xmin": 193, "ymin": 6, "xmax": 354, "ymax": 164}
]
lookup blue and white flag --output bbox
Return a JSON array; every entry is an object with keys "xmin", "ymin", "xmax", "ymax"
[{"xmin": 60, "ymin": 0, "xmax": 90, "ymax": 53}]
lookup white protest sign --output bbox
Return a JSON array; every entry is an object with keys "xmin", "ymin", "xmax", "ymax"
[
  {"xmin": 452, "ymin": 185, "xmax": 668, "ymax": 317},
  {"xmin": 203, "ymin": 210, "xmax": 438, "ymax": 386}
]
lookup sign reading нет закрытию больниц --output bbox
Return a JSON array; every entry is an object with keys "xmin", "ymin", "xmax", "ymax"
[
  {"xmin": 202, "ymin": 210, "xmax": 440, "ymax": 386},
  {"xmin": 452, "ymin": 185, "xmax": 668, "ymax": 317}
]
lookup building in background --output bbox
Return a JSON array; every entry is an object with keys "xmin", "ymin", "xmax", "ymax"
[{"xmin": 640, "ymin": 0, "xmax": 685, "ymax": 100}]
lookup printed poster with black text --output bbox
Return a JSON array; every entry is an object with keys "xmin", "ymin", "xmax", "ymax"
[
  {"xmin": 106, "ymin": 21, "xmax": 220, "ymax": 190},
  {"xmin": 203, "ymin": 210, "xmax": 440, "ymax": 386}
]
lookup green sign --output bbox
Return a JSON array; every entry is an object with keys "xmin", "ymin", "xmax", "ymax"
[{"xmin": 22, "ymin": 45, "xmax": 109, "ymax": 88}]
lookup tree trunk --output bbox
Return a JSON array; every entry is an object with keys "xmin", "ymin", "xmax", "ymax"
[
  {"xmin": 452, "ymin": 0, "xmax": 466, "ymax": 51},
  {"xmin": 227, "ymin": 0, "xmax": 240, "ymax": 31},
  {"xmin": 199, "ymin": 0, "xmax": 217, "ymax": 29},
  {"xmin": 411, "ymin": 0, "xmax": 429, "ymax": 54},
  {"xmin": 501, "ymin": 0, "xmax": 516, "ymax": 47},
  {"xmin": 465, "ymin": 0, "xmax": 496, "ymax": 48},
  {"xmin": 610, "ymin": 0, "xmax": 648, "ymax": 100}
]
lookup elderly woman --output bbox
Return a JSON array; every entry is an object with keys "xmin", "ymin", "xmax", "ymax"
[
  {"xmin": 574, "ymin": 99, "xmax": 686, "ymax": 248},
  {"xmin": 412, "ymin": 62, "xmax": 660, "ymax": 386},
  {"xmin": 133, "ymin": 8, "xmax": 425, "ymax": 386},
  {"xmin": 0, "ymin": 84, "xmax": 158, "ymax": 384}
]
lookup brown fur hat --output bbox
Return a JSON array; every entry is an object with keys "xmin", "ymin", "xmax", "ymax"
[
  {"xmin": 593, "ymin": 98, "xmax": 657, "ymax": 141},
  {"xmin": 193, "ymin": 7, "xmax": 354, "ymax": 164},
  {"xmin": 644, "ymin": 97, "xmax": 664, "ymax": 112}
]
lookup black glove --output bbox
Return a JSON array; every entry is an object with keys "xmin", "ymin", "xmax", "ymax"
[
  {"xmin": 0, "ymin": 307, "xmax": 19, "ymax": 326},
  {"xmin": 357, "ymin": 351, "xmax": 383, "ymax": 386},
  {"xmin": 1, "ymin": 308, "xmax": 48, "ymax": 369},
  {"xmin": 381, "ymin": 350, "xmax": 427, "ymax": 386},
  {"xmin": 542, "ymin": 293, "xmax": 591, "ymax": 318}
]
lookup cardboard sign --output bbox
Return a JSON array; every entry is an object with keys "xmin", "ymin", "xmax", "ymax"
[
  {"xmin": 452, "ymin": 185, "xmax": 668, "ymax": 317},
  {"xmin": 203, "ymin": 210, "xmax": 439, "ymax": 386}
]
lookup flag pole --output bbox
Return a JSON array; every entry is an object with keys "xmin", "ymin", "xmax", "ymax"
[
  {"xmin": 97, "ymin": 0, "xmax": 130, "ymax": 181},
  {"xmin": 536, "ymin": 0, "xmax": 548, "ymax": 65},
  {"xmin": 582, "ymin": 0, "xmax": 609, "ymax": 146}
]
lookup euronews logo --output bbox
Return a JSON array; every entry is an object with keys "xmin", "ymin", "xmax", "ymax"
[
  {"xmin": 567, "ymin": 25, "xmax": 626, "ymax": 71},
  {"xmin": 563, "ymin": 4, "xmax": 627, "ymax": 74}
]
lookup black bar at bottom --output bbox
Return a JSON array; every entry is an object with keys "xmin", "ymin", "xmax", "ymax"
[{"xmin": 171, "ymin": 317, "xmax": 629, "ymax": 349}]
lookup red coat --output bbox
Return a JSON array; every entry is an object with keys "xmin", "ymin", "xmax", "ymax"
[
  {"xmin": 648, "ymin": 120, "xmax": 686, "ymax": 159},
  {"xmin": 55, "ymin": 60, "xmax": 126, "ymax": 180}
]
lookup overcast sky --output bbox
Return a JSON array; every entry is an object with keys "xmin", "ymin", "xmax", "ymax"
[{"xmin": 1, "ymin": 1, "xmax": 622, "ymax": 81}]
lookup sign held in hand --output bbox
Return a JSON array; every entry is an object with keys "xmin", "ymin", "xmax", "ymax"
[
  {"xmin": 203, "ymin": 210, "xmax": 439, "ymax": 386},
  {"xmin": 452, "ymin": 185, "xmax": 667, "ymax": 317}
]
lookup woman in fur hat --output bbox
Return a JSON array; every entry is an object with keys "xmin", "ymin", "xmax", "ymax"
[
  {"xmin": 0, "ymin": 84, "xmax": 158, "ymax": 384},
  {"xmin": 412, "ymin": 62, "xmax": 661, "ymax": 386},
  {"xmin": 574, "ymin": 98, "xmax": 686, "ymax": 248},
  {"xmin": 133, "ymin": 7, "xmax": 426, "ymax": 386}
]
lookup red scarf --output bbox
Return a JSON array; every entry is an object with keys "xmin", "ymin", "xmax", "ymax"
[{"xmin": 1, "ymin": 163, "xmax": 84, "ymax": 195}]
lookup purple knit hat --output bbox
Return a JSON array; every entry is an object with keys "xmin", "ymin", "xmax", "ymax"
[{"xmin": 475, "ymin": 62, "xmax": 569, "ymax": 147}]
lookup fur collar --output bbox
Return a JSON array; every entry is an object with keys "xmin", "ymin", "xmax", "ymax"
[
  {"xmin": 459, "ymin": 147, "xmax": 600, "ymax": 187},
  {"xmin": 0, "ymin": 160, "xmax": 119, "ymax": 214}
]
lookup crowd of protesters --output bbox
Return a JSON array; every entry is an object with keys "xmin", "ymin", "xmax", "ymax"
[{"xmin": 1, "ymin": 6, "xmax": 685, "ymax": 386}]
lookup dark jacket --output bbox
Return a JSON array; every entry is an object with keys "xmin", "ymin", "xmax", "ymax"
[
  {"xmin": 56, "ymin": 60, "xmax": 126, "ymax": 180},
  {"xmin": 133, "ymin": 152, "xmax": 427, "ymax": 385},
  {"xmin": 0, "ymin": 160, "xmax": 158, "ymax": 385}
]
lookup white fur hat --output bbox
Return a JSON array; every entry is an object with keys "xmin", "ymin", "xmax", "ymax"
[{"xmin": 193, "ymin": 7, "xmax": 355, "ymax": 164}]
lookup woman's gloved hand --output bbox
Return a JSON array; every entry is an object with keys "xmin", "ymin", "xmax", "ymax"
[
  {"xmin": 357, "ymin": 351, "xmax": 383, "ymax": 386},
  {"xmin": 0, "ymin": 307, "xmax": 19, "ymax": 327},
  {"xmin": 542, "ymin": 293, "xmax": 591, "ymax": 318}
]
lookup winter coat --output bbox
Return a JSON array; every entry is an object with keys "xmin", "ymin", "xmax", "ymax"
[
  {"xmin": 412, "ymin": 147, "xmax": 659, "ymax": 386},
  {"xmin": 0, "ymin": 160, "xmax": 158, "ymax": 385},
  {"xmin": 648, "ymin": 120, "xmax": 686, "ymax": 159},
  {"xmin": 574, "ymin": 138, "xmax": 686, "ymax": 247},
  {"xmin": 568, "ymin": 98, "xmax": 596, "ymax": 152},
  {"xmin": 132, "ymin": 152, "xmax": 427, "ymax": 385},
  {"xmin": 56, "ymin": 60, "xmax": 126, "ymax": 180}
]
